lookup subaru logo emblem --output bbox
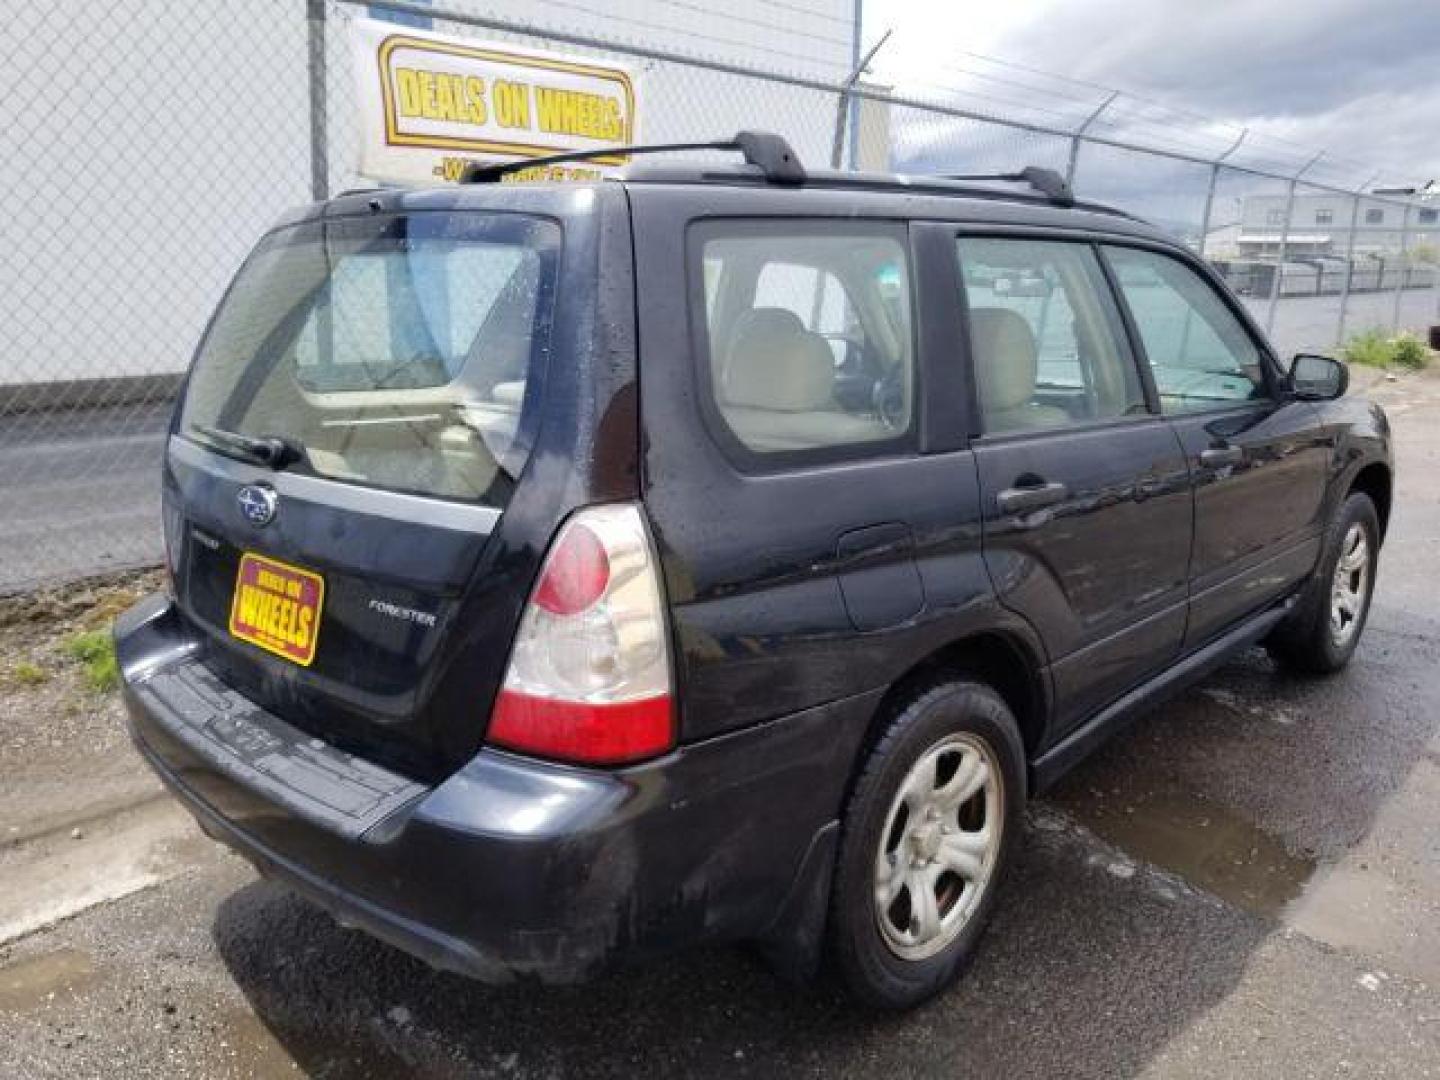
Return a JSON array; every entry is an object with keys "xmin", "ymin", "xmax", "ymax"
[{"xmin": 237, "ymin": 484, "xmax": 278, "ymax": 527}]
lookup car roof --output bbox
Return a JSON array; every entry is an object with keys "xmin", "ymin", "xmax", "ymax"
[
  {"xmin": 623, "ymin": 160, "xmax": 1129, "ymax": 214},
  {"xmin": 611, "ymin": 167, "xmax": 1175, "ymax": 245},
  {"xmin": 290, "ymin": 130, "xmax": 1179, "ymax": 247},
  {"xmin": 287, "ymin": 166, "xmax": 1174, "ymax": 249}
]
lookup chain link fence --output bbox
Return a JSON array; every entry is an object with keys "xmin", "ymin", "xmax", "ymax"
[{"xmin": 2, "ymin": 0, "xmax": 1437, "ymax": 592}]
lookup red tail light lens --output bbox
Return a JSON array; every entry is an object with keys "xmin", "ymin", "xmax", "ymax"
[
  {"xmin": 488, "ymin": 504, "xmax": 674, "ymax": 766},
  {"xmin": 490, "ymin": 691, "xmax": 673, "ymax": 766},
  {"xmin": 531, "ymin": 524, "xmax": 609, "ymax": 615}
]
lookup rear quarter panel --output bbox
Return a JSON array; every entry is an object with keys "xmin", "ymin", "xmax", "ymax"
[{"xmin": 629, "ymin": 185, "xmax": 1049, "ymax": 747}]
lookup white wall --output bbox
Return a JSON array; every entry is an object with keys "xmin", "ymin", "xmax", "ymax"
[
  {"xmin": 1, "ymin": 0, "xmax": 315, "ymax": 387},
  {"xmin": 0, "ymin": 0, "xmax": 856, "ymax": 387}
]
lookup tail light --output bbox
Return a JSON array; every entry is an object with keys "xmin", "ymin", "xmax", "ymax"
[{"xmin": 488, "ymin": 504, "xmax": 674, "ymax": 766}]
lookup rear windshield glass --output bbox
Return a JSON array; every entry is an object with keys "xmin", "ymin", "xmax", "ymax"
[{"xmin": 180, "ymin": 212, "xmax": 560, "ymax": 503}]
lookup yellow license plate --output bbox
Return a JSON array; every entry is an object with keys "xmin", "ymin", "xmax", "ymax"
[{"xmin": 228, "ymin": 552, "xmax": 325, "ymax": 667}]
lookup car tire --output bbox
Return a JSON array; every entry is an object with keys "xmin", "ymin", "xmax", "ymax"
[
  {"xmin": 827, "ymin": 679, "xmax": 1025, "ymax": 1010},
  {"xmin": 1266, "ymin": 491, "xmax": 1380, "ymax": 675}
]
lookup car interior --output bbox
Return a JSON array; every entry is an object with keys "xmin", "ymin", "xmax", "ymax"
[
  {"xmin": 199, "ymin": 238, "xmax": 549, "ymax": 503},
  {"xmin": 702, "ymin": 234, "xmax": 913, "ymax": 453},
  {"xmin": 960, "ymin": 240, "xmax": 1145, "ymax": 433}
]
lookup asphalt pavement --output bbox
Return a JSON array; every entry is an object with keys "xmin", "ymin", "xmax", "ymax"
[
  {"xmin": 0, "ymin": 401, "xmax": 171, "ymax": 594},
  {"xmin": 2, "ymin": 372, "xmax": 1440, "ymax": 1078}
]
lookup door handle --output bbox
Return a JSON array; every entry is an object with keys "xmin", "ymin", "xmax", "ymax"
[
  {"xmin": 996, "ymin": 481, "xmax": 1068, "ymax": 515},
  {"xmin": 1199, "ymin": 444, "xmax": 1244, "ymax": 469}
]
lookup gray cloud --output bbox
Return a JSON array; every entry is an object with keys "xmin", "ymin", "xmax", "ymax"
[
  {"xmin": 992, "ymin": 0, "xmax": 1437, "ymax": 115},
  {"xmin": 974, "ymin": 0, "xmax": 1440, "ymax": 179}
]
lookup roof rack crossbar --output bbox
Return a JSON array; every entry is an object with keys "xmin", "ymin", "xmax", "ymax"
[
  {"xmin": 940, "ymin": 166, "xmax": 1075, "ymax": 206},
  {"xmin": 460, "ymin": 130, "xmax": 806, "ymax": 185}
]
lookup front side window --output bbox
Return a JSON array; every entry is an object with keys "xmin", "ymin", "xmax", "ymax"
[
  {"xmin": 957, "ymin": 238, "xmax": 1144, "ymax": 434},
  {"xmin": 696, "ymin": 223, "xmax": 913, "ymax": 455},
  {"xmin": 1103, "ymin": 246, "xmax": 1267, "ymax": 413},
  {"xmin": 181, "ymin": 212, "xmax": 560, "ymax": 504}
]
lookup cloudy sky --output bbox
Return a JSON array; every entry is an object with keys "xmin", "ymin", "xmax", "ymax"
[{"xmin": 865, "ymin": 0, "xmax": 1440, "ymax": 189}]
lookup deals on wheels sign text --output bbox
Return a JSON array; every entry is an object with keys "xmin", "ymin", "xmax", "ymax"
[{"xmin": 349, "ymin": 18, "xmax": 639, "ymax": 186}]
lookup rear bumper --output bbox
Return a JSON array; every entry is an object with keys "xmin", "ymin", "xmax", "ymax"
[{"xmin": 117, "ymin": 594, "xmax": 876, "ymax": 984}]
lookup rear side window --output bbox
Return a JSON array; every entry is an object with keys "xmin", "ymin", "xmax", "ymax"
[
  {"xmin": 957, "ymin": 238, "xmax": 1145, "ymax": 434},
  {"xmin": 181, "ymin": 212, "xmax": 559, "ymax": 504},
  {"xmin": 695, "ymin": 222, "xmax": 914, "ymax": 456},
  {"xmin": 1103, "ymin": 246, "xmax": 1267, "ymax": 413}
]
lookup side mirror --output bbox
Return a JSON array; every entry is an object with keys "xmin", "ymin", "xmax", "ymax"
[{"xmin": 1288, "ymin": 353, "xmax": 1348, "ymax": 401}]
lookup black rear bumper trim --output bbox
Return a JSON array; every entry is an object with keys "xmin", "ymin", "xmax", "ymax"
[
  {"xmin": 129, "ymin": 657, "xmax": 427, "ymax": 841},
  {"xmin": 128, "ymin": 722, "xmax": 513, "ymax": 982}
]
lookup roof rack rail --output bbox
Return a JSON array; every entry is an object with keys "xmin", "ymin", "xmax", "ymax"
[
  {"xmin": 459, "ymin": 130, "xmax": 806, "ymax": 186},
  {"xmin": 939, "ymin": 166, "xmax": 1075, "ymax": 207}
]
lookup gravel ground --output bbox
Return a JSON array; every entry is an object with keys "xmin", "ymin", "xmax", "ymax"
[
  {"xmin": 0, "ymin": 571, "xmax": 165, "ymax": 841},
  {"xmin": 3, "ymin": 372, "xmax": 1440, "ymax": 1078}
]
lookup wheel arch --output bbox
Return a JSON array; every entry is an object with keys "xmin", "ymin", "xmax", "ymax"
[
  {"xmin": 1348, "ymin": 460, "xmax": 1392, "ymax": 540},
  {"xmin": 849, "ymin": 631, "xmax": 1050, "ymax": 802}
]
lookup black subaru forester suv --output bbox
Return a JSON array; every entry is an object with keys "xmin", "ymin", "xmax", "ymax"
[{"xmin": 118, "ymin": 133, "xmax": 1391, "ymax": 1009}]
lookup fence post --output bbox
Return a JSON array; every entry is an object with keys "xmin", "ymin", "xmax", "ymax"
[
  {"xmin": 1197, "ymin": 164, "xmax": 1221, "ymax": 257},
  {"xmin": 1334, "ymin": 174, "xmax": 1379, "ymax": 350},
  {"xmin": 1264, "ymin": 177, "xmax": 1298, "ymax": 336},
  {"xmin": 1197, "ymin": 129, "xmax": 1246, "ymax": 257},
  {"xmin": 1430, "ymin": 237, "xmax": 1440, "ymax": 320},
  {"xmin": 1064, "ymin": 91, "xmax": 1118, "ymax": 189},
  {"xmin": 830, "ymin": 29, "xmax": 890, "ymax": 169},
  {"xmin": 1389, "ymin": 202, "xmax": 1412, "ymax": 334},
  {"xmin": 306, "ymin": 0, "xmax": 329, "ymax": 201},
  {"xmin": 1265, "ymin": 151, "xmax": 1324, "ymax": 338}
]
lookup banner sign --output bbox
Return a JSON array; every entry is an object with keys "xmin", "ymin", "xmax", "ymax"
[{"xmin": 349, "ymin": 17, "xmax": 639, "ymax": 186}]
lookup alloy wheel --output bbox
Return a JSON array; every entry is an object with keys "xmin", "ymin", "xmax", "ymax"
[{"xmin": 872, "ymin": 732, "xmax": 1003, "ymax": 961}]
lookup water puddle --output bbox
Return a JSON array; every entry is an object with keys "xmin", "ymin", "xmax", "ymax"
[
  {"xmin": 1052, "ymin": 785, "xmax": 1317, "ymax": 917},
  {"xmin": 0, "ymin": 947, "xmax": 97, "ymax": 1012}
]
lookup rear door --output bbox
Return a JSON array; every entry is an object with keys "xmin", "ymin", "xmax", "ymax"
[
  {"xmin": 164, "ymin": 196, "xmax": 619, "ymax": 779},
  {"xmin": 1101, "ymin": 244, "xmax": 1330, "ymax": 647},
  {"xmin": 955, "ymin": 233, "xmax": 1193, "ymax": 731}
]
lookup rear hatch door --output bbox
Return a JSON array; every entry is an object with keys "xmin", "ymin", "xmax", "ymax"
[{"xmin": 164, "ymin": 199, "xmax": 574, "ymax": 779}]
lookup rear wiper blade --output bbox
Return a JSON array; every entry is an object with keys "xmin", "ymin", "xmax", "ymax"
[{"xmin": 191, "ymin": 425, "xmax": 306, "ymax": 470}]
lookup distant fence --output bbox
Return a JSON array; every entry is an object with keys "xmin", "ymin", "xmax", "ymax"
[{"xmin": 1, "ymin": 0, "xmax": 1436, "ymax": 590}]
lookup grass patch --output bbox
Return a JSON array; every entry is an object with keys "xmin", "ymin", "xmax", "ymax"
[
  {"xmin": 6, "ymin": 662, "xmax": 50, "ymax": 688},
  {"xmin": 1391, "ymin": 333, "xmax": 1430, "ymax": 371},
  {"xmin": 1342, "ymin": 329, "xmax": 1392, "ymax": 368},
  {"xmin": 65, "ymin": 628, "xmax": 119, "ymax": 693},
  {"xmin": 1343, "ymin": 328, "xmax": 1433, "ymax": 371}
]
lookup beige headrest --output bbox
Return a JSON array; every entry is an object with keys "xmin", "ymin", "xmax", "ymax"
[
  {"xmin": 722, "ymin": 308, "xmax": 835, "ymax": 412},
  {"xmin": 970, "ymin": 307, "xmax": 1040, "ymax": 413}
]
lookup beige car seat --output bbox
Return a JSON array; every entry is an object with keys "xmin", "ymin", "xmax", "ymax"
[
  {"xmin": 719, "ymin": 308, "xmax": 888, "ymax": 451},
  {"xmin": 969, "ymin": 307, "xmax": 1070, "ymax": 433}
]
